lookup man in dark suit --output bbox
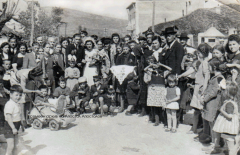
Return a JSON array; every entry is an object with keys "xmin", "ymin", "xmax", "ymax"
[
  {"xmin": 164, "ymin": 27, "xmax": 185, "ymax": 126},
  {"xmin": 66, "ymin": 33, "xmax": 85, "ymax": 76},
  {"xmin": 8, "ymin": 36, "xmax": 17, "ymax": 57},
  {"xmin": 178, "ymin": 32, "xmax": 195, "ymax": 55},
  {"xmin": 164, "ymin": 27, "xmax": 184, "ymax": 75}
]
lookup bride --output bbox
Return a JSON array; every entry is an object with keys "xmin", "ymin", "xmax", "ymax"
[{"xmin": 82, "ymin": 38, "xmax": 99, "ymax": 86}]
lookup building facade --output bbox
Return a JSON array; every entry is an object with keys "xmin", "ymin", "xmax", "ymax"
[{"xmin": 126, "ymin": 0, "xmax": 222, "ymax": 37}]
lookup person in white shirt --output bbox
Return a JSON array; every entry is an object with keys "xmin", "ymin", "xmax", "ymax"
[{"xmin": 4, "ymin": 85, "xmax": 23, "ymax": 155}]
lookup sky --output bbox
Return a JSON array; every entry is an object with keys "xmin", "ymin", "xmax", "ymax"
[{"xmin": 37, "ymin": 0, "xmax": 134, "ymax": 19}]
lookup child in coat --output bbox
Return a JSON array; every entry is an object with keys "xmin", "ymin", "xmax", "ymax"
[
  {"xmin": 99, "ymin": 85, "xmax": 117, "ymax": 117},
  {"xmin": 89, "ymin": 75, "xmax": 107, "ymax": 114},
  {"xmin": 165, "ymin": 74, "xmax": 181, "ymax": 133},
  {"xmin": 200, "ymin": 58, "xmax": 226, "ymax": 153},
  {"xmin": 70, "ymin": 77, "xmax": 90, "ymax": 115},
  {"xmin": 53, "ymin": 76, "xmax": 71, "ymax": 106},
  {"xmin": 125, "ymin": 72, "xmax": 140, "ymax": 116},
  {"xmin": 65, "ymin": 57, "xmax": 80, "ymax": 91}
]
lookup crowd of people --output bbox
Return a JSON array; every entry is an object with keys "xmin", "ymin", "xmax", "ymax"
[{"xmin": 0, "ymin": 26, "xmax": 240, "ymax": 155}]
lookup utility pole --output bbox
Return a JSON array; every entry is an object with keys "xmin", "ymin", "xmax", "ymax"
[
  {"xmin": 186, "ymin": 1, "xmax": 188, "ymax": 16},
  {"xmin": 104, "ymin": 28, "xmax": 108, "ymax": 37},
  {"xmin": 65, "ymin": 23, "xmax": 67, "ymax": 37},
  {"xmin": 30, "ymin": 0, "xmax": 34, "ymax": 46},
  {"xmin": 152, "ymin": 0, "xmax": 156, "ymax": 33}
]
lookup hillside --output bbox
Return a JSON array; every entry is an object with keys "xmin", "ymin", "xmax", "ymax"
[
  {"xmin": 42, "ymin": 7, "xmax": 128, "ymax": 37},
  {"xmin": 154, "ymin": 4, "xmax": 240, "ymax": 35}
]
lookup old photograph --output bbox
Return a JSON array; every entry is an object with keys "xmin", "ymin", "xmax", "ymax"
[{"xmin": 0, "ymin": 0, "xmax": 240, "ymax": 154}]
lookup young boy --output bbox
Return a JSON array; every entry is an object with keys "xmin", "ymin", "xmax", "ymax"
[
  {"xmin": 4, "ymin": 85, "xmax": 23, "ymax": 155},
  {"xmin": 125, "ymin": 72, "xmax": 140, "ymax": 116},
  {"xmin": 70, "ymin": 77, "xmax": 90, "ymax": 115},
  {"xmin": 53, "ymin": 76, "xmax": 71, "ymax": 106},
  {"xmin": 99, "ymin": 85, "xmax": 117, "ymax": 117},
  {"xmin": 34, "ymin": 85, "xmax": 54, "ymax": 108},
  {"xmin": 90, "ymin": 76, "xmax": 107, "ymax": 114}
]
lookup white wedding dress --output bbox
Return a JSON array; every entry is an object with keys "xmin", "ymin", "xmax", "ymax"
[{"xmin": 83, "ymin": 49, "xmax": 98, "ymax": 86}]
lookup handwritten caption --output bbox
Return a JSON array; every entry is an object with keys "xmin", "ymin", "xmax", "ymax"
[{"xmin": 29, "ymin": 115, "xmax": 102, "ymax": 118}]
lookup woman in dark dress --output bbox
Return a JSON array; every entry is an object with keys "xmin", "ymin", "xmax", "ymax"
[
  {"xmin": 12, "ymin": 43, "xmax": 28, "ymax": 71},
  {"xmin": 60, "ymin": 38, "xmax": 69, "ymax": 68},
  {"xmin": 43, "ymin": 42, "xmax": 55, "ymax": 93},
  {"xmin": 0, "ymin": 42, "xmax": 12, "ymax": 66}
]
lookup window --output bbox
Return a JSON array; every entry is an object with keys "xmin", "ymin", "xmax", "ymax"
[
  {"xmin": 2, "ymin": 2, "xmax": 6, "ymax": 9},
  {"xmin": 208, "ymin": 39, "xmax": 215, "ymax": 42}
]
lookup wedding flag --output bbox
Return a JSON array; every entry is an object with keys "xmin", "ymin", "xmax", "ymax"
[{"xmin": 110, "ymin": 65, "xmax": 135, "ymax": 85}]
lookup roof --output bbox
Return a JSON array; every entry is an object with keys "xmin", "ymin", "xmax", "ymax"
[
  {"xmin": 126, "ymin": 2, "xmax": 135, "ymax": 10},
  {"xmin": 203, "ymin": 27, "xmax": 225, "ymax": 37}
]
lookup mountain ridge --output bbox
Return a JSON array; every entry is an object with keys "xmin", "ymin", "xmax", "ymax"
[{"xmin": 42, "ymin": 7, "xmax": 128, "ymax": 37}]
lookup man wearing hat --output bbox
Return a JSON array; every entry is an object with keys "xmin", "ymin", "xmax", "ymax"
[
  {"xmin": 138, "ymin": 36, "xmax": 147, "ymax": 47},
  {"xmin": 178, "ymin": 32, "xmax": 195, "ymax": 54},
  {"xmin": 164, "ymin": 26, "xmax": 184, "ymax": 75},
  {"xmin": 145, "ymin": 31, "xmax": 154, "ymax": 50},
  {"xmin": 66, "ymin": 33, "xmax": 85, "ymax": 76}
]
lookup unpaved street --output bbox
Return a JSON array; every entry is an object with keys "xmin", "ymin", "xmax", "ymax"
[{"xmin": 0, "ymin": 113, "xmax": 224, "ymax": 155}]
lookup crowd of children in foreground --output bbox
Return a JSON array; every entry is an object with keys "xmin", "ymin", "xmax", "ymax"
[{"xmin": 1, "ymin": 27, "xmax": 240, "ymax": 154}]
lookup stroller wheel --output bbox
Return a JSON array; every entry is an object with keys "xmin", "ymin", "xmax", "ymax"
[
  {"xmin": 33, "ymin": 119, "xmax": 43, "ymax": 129},
  {"xmin": 49, "ymin": 120, "xmax": 60, "ymax": 131}
]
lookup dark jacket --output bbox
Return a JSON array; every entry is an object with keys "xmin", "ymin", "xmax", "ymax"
[
  {"xmin": 126, "ymin": 80, "xmax": 140, "ymax": 105},
  {"xmin": 115, "ymin": 52, "xmax": 136, "ymax": 66},
  {"xmin": 70, "ymin": 84, "xmax": 90, "ymax": 103},
  {"xmin": 90, "ymin": 84, "xmax": 107, "ymax": 102},
  {"xmin": 164, "ymin": 40, "xmax": 184, "ymax": 75},
  {"xmin": 202, "ymin": 74, "xmax": 224, "ymax": 122},
  {"xmin": 66, "ymin": 44, "xmax": 85, "ymax": 67}
]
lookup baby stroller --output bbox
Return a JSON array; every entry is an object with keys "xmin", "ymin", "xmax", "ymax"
[{"xmin": 27, "ymin": 95, "xmax": 76, "ymax": 131}]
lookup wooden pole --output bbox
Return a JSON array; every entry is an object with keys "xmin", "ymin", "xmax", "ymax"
[
  {"xmin": 186, "ymin": 1, "xmax": 188, "ymax": 15},
  {"xmin": 152, "ymin": 0, "xmax": 155, "ymax": 33},
  {"xmin": 65, "ymin": 23, "xmax": 67, "ymax": 37},
  {"xmin": 30, "ymin": 0, "xmax": 34, "ymax": 46}
]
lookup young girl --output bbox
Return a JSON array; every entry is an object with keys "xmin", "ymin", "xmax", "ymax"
[
  {"xmin": 4, "ymin": 85, "xmax": 23, "ymax": 155},
  {"xmin": 179, "ymin": 43, "xmax": 211, "ymax": 134},
  {"xmin": 144, "ymin": 55, "xmax": 172, "ymax": 126},
  {"xmin": 213, "ymin": 82, "xmax": 239, "ymax": 155},
  {"xmin": 165, "ymin": 74, "xmax": 180, "ymax": 133},
  {"xmin": 65, "ymin": 57, "xmax": 80, "ymax": 91}
]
